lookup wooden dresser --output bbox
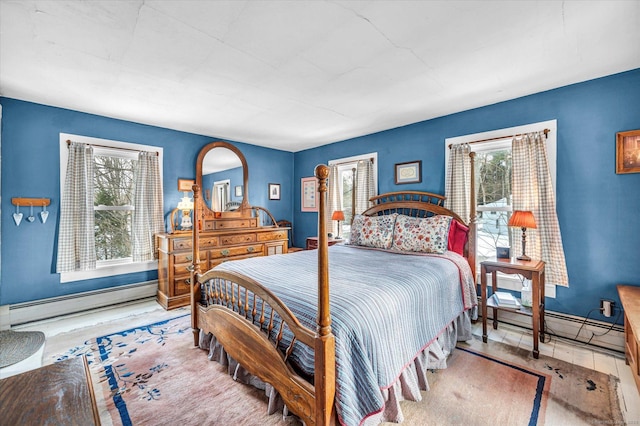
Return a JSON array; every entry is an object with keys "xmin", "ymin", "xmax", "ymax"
[
  {"xmin": 157, "ymin": 221, "xmax": 289, "ymax": 309},
  {"xmin": 618, "ymin": 284, "xmax": 640, "ymax": 395}
]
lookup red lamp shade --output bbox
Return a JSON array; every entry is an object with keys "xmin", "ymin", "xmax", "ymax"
[
  {"xmin": 508, "ymin": 210, "xmax": 537, "ymax": 229},
  {"xmin": 331, "ymin": 211, "xmax": 345, "ymax": 221}
]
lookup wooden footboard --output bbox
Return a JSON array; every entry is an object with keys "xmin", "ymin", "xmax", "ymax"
[{"xmin": 190, "ymin": 165, "xmax": 335, "ymax": 426}]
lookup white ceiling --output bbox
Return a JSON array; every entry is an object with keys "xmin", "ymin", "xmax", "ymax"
[{"xmin": 1, "ymin": 1, "xmax": 639, "ymax": 152}]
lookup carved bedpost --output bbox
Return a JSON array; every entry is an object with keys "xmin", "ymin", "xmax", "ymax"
[
  {"xmin": 468, "ymin": 152, "xmax": 477, "ymax": 281},
  {"xmin": 314, "ymin": 164, "xmax": 336, "ymax": 426},
  {"xmin": 191, "ymin": 184, "xmax": 202, "ymax": 346}
]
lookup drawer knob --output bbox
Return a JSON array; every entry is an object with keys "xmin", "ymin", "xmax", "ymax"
[
  {"xmin": 186, "ymin": 255, "xmax": 193, "ymax": 261},
  {"xmin": 221, "ymin": 249, "xmax": 230, "ymax": 257},
  {"xmin": 184, "ymin": 278, "xmax": 191, "ymax": 285},
  {"xmin": 247, "ymin": 246, "xmax": 255, "ymax": 253},
  {"xmin": 186, "ymin": 265, "xmax": 194, "ymax": 272}
]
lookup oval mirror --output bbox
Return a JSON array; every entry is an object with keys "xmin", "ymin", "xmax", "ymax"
[{"xmin": 196, "ymin": 141, "xmax": 249, "ymax": 216}]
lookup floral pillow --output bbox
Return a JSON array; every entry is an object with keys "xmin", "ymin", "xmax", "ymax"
[
  {"xmin": 392, "ymin": 214, "xmax": 453, "ymax": 254},
  {"xmin": 349, "ymin": 213, "xmax": 398, "ymax": 249}
]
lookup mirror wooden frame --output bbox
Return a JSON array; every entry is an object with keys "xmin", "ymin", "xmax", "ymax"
[{"xmin": 196, "ymin": 141, "xmax": 250, "ymax": 220}]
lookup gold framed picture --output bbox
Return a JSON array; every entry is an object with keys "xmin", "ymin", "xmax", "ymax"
[
  {"xmin": 616, "ymin": 130, "xmax": 640, "ymax": 174},
  {"xmin": 177, "ymin": 178, "xmax": 195, "ymax": 192}
]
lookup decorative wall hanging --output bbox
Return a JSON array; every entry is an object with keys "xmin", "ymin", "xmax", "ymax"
[
  {"xmin": 269, "ymin": 183, "xmax": 281, "ymax": 200},
  {"xmin": 394, "ymin": 160, "xmax": 422, "ymax": 184},
  {"xmin": 301, "ymin": 177, "xmax": 318, "ymax": 212},
  {"xmin": 11, "ymin": 198, "xmax": 51, "ymax": 226},
  {"xmin": 616, "ymin": 129, "xmax": 640, "ymax": 174}
]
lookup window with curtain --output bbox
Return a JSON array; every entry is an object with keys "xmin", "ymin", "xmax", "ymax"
[
  {"xmin": 327, "ymin": 152, "xmax": 377, "ymax": 241},
  {"xmin": 58, "ymin": 134, "xmax": 163, "ymax": 283},
  {"xmin": 445, "ymin": 121, "xmax": 566, "ymax": 293}
]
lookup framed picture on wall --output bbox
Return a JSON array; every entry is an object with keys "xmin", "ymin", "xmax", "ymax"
[
  {"xmin": 301, "ymin": 177, "xmax": 318, "ymax": 212},
  {"xmin": 269, "ymin": 183, "xmax": 281, "ymax": 200},
  {"xmin": 616, "ymin": 129, "xmax": 640, "ymax": 174},
  {"xmin": 234, "ymin": 185, "xmax": 243, "ymax": 197},
  {"xmin": 177, "ymin": 178, "xmax": 194, "ymax": 192},
  {"xmin": 394, "ymin": 160, "xmax": 422, "ymax": 184}
]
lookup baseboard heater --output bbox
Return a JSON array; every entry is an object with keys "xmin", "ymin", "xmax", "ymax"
[
  {"xmin": 482, "ymin": 305, "xmax": 625, "ymax": 353},
  {"xmin": 8, "ymin": 281, "xmax": 157, "ymax": 326}
]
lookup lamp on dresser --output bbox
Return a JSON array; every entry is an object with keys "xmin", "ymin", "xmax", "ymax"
[
  {"xmin": 332, "ymin": 210, "xmax": 345, "ymax": 239},
  {"xmin": 508, "ymin": 210, "xmax": 537, "ymax": 261}
]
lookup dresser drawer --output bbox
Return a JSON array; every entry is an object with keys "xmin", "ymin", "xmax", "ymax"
[
  {"xmin": 220, "ymin": 233, "xmax": 256, "ymax": 245},
  {"xmin": 174, "ymin": 261, "xmax": 206, "ymax": 276},
  {"xmin": 257, "ymin": 230, "xmax": 288, "ymax": 241},
  {"xmin": 173, "ymin": 239, "xmax": 192, "ymax": 251},
  {"xmin": 200, "ymin": 236, "xmax": 219, "ymax": 248},
  {"xmin": 172, "ymin": 276, "xmax": 192, "ymax": 296},
  {"xmin": 214, "ymin": 218, "xmax": 257, "ymax": 230},
  {"xmin": 209, "ymin": 244, "xmax": 263, "ymax": 259},
  {"xmin": 210, "ymin": 252, "xmax": 263, "ymax": 268},
  {"xmin": 174, "ymin": 252, "xmax": 194, "ymax": 264}
]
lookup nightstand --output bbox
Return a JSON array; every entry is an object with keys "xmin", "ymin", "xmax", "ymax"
[
  {"xmin": 481, "ymin": 258, "xmax": 546, "ymax": 358},
  {"xmin": 306, "ymin": 237, "xmax": 342, "ymax": 250}
]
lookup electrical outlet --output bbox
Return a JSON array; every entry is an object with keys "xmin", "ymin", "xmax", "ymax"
[{"xmin": 600, "ymin": 299, "xmax": 615, "ymax": 317}]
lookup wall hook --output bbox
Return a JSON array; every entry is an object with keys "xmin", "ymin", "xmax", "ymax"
[{"xmin": 13, "ymin": 203, "xmax": 23, "ymax": 226}]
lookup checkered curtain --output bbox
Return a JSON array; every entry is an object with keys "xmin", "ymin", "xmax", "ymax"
[
  {"xmin": 354, "ymin": 159, "xmax": 375, "ymax": 215},
  {"xmin": 132, "ymin": 151, "xmax": 164, "ymax": 262},
  {"xmin": 512, "ymin": 132, "xmax": 569, "ymax": 286},
  {"xmin": 326, "ymin": 165, "xmax": 340, "ymax": 237},
  {"xmin": 444, "ymin": 143, "xmax": 472, "ymax": 223},
  {"xmin": 56, "ymin": 143, "xmax": 96, "ymax": 272}
]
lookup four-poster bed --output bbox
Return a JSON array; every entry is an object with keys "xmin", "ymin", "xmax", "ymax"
[{"xmin": 190, "ymin": 164, "xmax": 477, "ymax": 425}]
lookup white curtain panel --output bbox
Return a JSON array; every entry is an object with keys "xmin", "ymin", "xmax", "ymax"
[
  {"xmin": 355, "ymin": 159, "xmax": 374, "ymax": 215},
  {"xmin": 326, "ymin": 164, "xmax": 340, "ymax": 237},
  {"xmin": 132, "ymin": 151, "xmax": 164, "ymax": 262},
  {"xmin": 444, "ymin": 143, "xmax": 472, "ymax": 223},
  {"xmin": 56, "ymin": 143, "xmax": 96, "ymax": 272},
  {"xmin": 512, "ymin": 132, "xmax": 569, "ymax": 286}
]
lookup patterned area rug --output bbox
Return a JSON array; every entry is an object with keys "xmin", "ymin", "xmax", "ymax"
[{"xmin": 50, "ymin": 315, "xmax": 623, "ymax": 426}]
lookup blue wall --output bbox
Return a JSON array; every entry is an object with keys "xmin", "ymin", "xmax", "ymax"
[
  {"xmin": 0, "ymin": 98, "xmax": 293, "ymax": 305},
  {"xmin": 293, "ymin": 69, "xmax": 640, "ymax": 323}
]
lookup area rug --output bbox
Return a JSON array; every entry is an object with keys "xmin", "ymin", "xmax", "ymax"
[
  {"xmin": 0, "ymin": 329, "xmax": 45, "ymax": 368},
  {"xmin": 51, "ymin": 315, "xmax": 623, "ymax": 425}
]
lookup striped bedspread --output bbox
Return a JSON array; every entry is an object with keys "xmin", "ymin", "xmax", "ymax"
[{"xmin": 212, "ymin": 244, "xmax": 477, "ymax": 426}]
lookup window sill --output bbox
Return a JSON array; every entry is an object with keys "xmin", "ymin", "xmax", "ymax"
[{"xmin": 60, "ymin": 260, "xmax": 158, "ymax": 283}]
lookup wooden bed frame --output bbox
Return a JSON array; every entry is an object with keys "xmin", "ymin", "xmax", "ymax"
[{"xmin": 190, "ymin": 163, "xmax": 477, "ymax": 425}]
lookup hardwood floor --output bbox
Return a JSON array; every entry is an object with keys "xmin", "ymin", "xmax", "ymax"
[{"xmin": 2, "ymin": 298, "xmax": 639, "ymax": 424}]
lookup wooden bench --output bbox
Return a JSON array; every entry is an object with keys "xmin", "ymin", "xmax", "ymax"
[{"xmin": 0, "ymin": 356, "xmax": 100, "ymax": 425}]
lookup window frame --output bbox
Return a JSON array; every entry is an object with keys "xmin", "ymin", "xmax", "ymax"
[
  {"xmin": 328, "ymin": 152, "xmax": 378, "ymax": 240},
  {"xmin": 444, "ymin": 120, "xmax": 557, "ymax": 297},
  {"xmin": 59, "ymin": 133, "xmax": 163, "ymax": 283}
]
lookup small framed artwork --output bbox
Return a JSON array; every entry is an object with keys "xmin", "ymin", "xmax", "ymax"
[
  {"xmin": 177, "ymin": 178, "xmax": 195, "ymax": 192},
  {"xmin": 301, "ymin": 177, "xmax": 318, "ymax": 212},
  {"xmin": 395, "ymin": 160, "xmax": 422, "ymax": 184},
  {"xmin": 269, "ymin": 183, "xmax": 281, "ymax": 200},
  {"xmin": 234, "ymin": 185, "xmax": 243, "ymax": 197},
  {"xmin": 616, "ymin": 129, "xmax": 640, "ymax": 174},
  {"xmin": 496, "ymin": 246, "xmax": 511, "ymax": 259}
]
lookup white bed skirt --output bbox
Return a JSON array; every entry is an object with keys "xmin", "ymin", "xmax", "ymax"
[{"xmin": 198, "ymin": 310, "xmax": 473, "ymax": 425}]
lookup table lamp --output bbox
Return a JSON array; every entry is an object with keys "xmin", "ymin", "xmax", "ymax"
[
  {"xmin": 508, "ymin": 210, "xmax": 537, "ymax": 261},
  {"xmin": 176, "ymin": 195, "xmax": 194, "ymax": 230},
  {"xmin": 331, "ymin": 210, "xmax": 345, "ymax": 239}
]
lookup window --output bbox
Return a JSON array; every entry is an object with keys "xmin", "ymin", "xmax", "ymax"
[
  {"xmin": 59, "ymin": 133, "xmax": 163, "ymax": 283},
  {"xmin": 328, "ymin": 152, "xmax": 377, "ymax": 241},
  {"xmin": 475, "ymin": 143, "xmax": 512, "ymax": 265},
  {"xmin": 93, "ymin": 147, "xmax": 137, "ymax": 264},
  {"xmin": 445, "ymin": 120, "xmax": 557, "ymax": 296}
]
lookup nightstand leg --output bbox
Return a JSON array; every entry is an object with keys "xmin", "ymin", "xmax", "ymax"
[
  {"xmin": 491, "ymin": 271, "xmax": 498, "ymax": 330},
  {"xmin": 532, "ymin": 273, "xmax": 540, "ymax": 359},
  {"xmin": 539, "ymin": 270, "xmax": 546, "ymax": 342},
  {"xmin": 481, "ymin": 264, "xmax": 488, "ymax": 343}
]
